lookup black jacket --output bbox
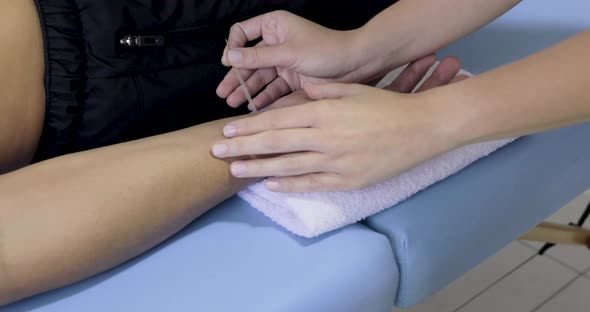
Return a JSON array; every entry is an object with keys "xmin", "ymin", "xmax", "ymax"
[{"xmin": 33, "ymin": 0, "xmax": 397, "ymax": 161}]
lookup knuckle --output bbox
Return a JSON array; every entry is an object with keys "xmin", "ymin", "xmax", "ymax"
[
  {"xmin": 262, "ymin": 16, "xmax": 278, "ymax": 34},
  {"xmin": 237, "ymin": 120, "xmax": 254, "ymax": 134},
  {"xmin": 248, "ymin": 162, "xmax": 261, "ymax": 176},
  {"xmin": 229, "ymin": 23, "xmax": 240, "ymax": 34},
  {"xmin": 263, "ymin": 134, "xmax": 282, "ymax": 151},
  {"xmin": 259, "ymin": 90, "xmax": 274, "ymax": 103},
  {"xmin": 281, "ymin": 178, "xmax": 293, "ymax": 188},
  {"xmin": 229, "ymin": 139, "xmax": 246, "ymax": 155},
  {"xmin": 265, "ymin": 84, "xmax": 281, "ymax": 100},
  {"xmin": 253, "ymin": 49, "xmax": 262, "ymax": 67},
  {"xmin": 283, "ymin": 157, "xmax": 301, "ymax": 173},
  {"xmin": 255, "ymin": 92, "xmax": 272, "ymax": 108},
  {"xmin": 244, "ymin": 48, "xmax": 261, "ymax": 67},
  {"xmin": 275, "ymin": 178, "xmax": 293, "ymax": 192},
  {"xmin": 251, "ymin": 73, "xmax": 266, "ymax": 87}
]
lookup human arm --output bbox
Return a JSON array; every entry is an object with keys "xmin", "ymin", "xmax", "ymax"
[
  {"xmin": 0, "ymin": 117, "xmax": 255, "ymax": 305},
  {"xmin": 212, "ymin": 30, "xmax": 590, "ymax": 193},
  {"xmin": 217, "ymin": 0, "xmax": 521, "ymax": 109},
  {"xmin": 442, "ymin": 30, "xmax": 590, "ymax": 143}
]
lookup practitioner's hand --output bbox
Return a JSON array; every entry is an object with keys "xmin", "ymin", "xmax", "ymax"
[
  {"xmin": 269, "ymin": 55, "xmax": 468, "ymax": 109},
  {"xmin": 211, "ymin": 62, "xmax": 469, "ymax": 193},
  {"xmin": 216, "ymin": 10, "xmax": 408, "ymax": 111}
]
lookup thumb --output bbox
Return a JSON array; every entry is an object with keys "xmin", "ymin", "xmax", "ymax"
[
  {"xmin": 226, "ymin": 45, "xmax": 294, "ymax": 69},
  {"xmin": 303, "ymin": 83, "xmax": 365, "ymax": 100}
]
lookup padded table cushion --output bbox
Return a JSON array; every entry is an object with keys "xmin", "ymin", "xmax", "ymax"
[
  {"xmin": 3, "ymin": 197, "xmax": 398, "ymax": 312},
  {"xmin": 366, "ymin": 122, "xmax": 590, "ymax": 307},
  {"xmin": 4, "ymin": 1, "xmax": 589, "ymax": 311},
  {"xmin": 365, "ymin": 0, "xmax": 590, "ymax": 306}
]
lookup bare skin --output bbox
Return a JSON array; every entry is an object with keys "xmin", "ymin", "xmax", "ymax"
[
  {"xmin": 0, "ymin": 0, "xmax": 45, "ymax": 173},
  {"xmin": 0, "ymin": 1, "xmax": 466, "ymax": 305},
  {"xmin": 0, "ymin": 0, "xmax": 256, "ymax": 304}
]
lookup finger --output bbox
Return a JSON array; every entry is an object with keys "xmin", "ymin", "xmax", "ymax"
[
  {"xmin": 224, "ymin": 12, "xmax": 296, "ymax": 68},
  {"xmin": 222, "ymin": 104, "xmax": 318, "ymax": 137},
  {"xmin": 217, "ymin": 68, "xmax": 255, "ymax": 100},
  {"xmin": 415, "ymin": 56, "xmax": 462, "ymax": 93},
  {"xmin": 304, "ymin": 83, "xmax": 366, "ymax": 100},
  {"xmin": 450, "ymin": 74, "xmax": 470, "ymax": 84},
  {"xmin": 212, "ymin": 129, "xmax": 325, "ymax": 159},
  {"xmin": 223, "ymin": 20, "xmax": 266, "ymax": 67},
  {"xmin": 225, "ymin": 13, "xmax": 280, "ymax": 50},
  {"xmin": 250, "ymin": 76, "xmax": 292, "ymax": 111},
  {"xmin": 228, "ymin": 152, "xmax": 328, "ymax": 178},
  {"xmin": 384, "ymin": 54, "xmax": 436, "ymax": 93},
  {"xmin": 218, "ymin": 41, "xmax": 268, "ymax": 100},
  {"xmin": 265, "ymin": 173, "xmax": 344, "ymax": 193},
  {"xmin": 226, "ymin": 67, "xmax": 278, "ymax": 107},
  {"xmin": 270, "ymin": 91, "xmax": 312, "ymax": 109},
  {"xmin": 226, "ymin": 45, "xmax": 294, "ymax": 69}
]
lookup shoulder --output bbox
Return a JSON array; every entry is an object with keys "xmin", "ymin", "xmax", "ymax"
[{"xmin": 0, "ymin": 0, "xmax": 45, "ymax": 173}]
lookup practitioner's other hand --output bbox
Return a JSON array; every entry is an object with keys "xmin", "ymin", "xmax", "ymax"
[{"xmin": 211, "ymin": 58, "xmax": 470, "ymax": 193}]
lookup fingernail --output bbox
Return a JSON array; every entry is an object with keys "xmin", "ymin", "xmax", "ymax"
[
  {"xmin": 223, "ymin": 125, "xmax": 237, "ymax": 137},
  {"xmin": 228, "ymin": 49, "xmax": 243, "ymax": 65},
  {"xmin": 266, "ymin": 181, "xmax": 280, "ymax": 191},
  {"xmin": 212, "ymin": 144, "xmax": 228, "ymax": 157},
  {"xmin": 221, "ymin": 54, "xmax": 228, "ymax": 67},
  {"xmin": 222, "ymin": 46, "xmax": 229, "ymax": 66},
  {"xmin": 231, "ymin": 163, "xmax": 247, "ymax": 177}
]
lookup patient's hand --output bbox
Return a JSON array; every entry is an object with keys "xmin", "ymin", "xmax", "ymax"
[{"xmin": 269, "ymin": 55, "xmax": 469, "ymax": 109}]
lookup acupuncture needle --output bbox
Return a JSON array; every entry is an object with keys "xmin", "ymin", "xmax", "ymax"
[{"xmin": 226, "ymin": 39, "xmax": 257, "ymax": 112}]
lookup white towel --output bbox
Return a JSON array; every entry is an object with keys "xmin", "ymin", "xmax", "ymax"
[{"xmin": 238, "ymin": 65, "xmax": 515, "ymax": 238}]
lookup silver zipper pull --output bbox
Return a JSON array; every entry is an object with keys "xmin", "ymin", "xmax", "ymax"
[{"xmin": 120, "ymin": 35, "xmax": 165, "ymax": 47}]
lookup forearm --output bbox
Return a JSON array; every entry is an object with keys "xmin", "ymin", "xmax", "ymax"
[
  {"xmin": 0, "ymin": 117, "xmax": 253, "ymax": 305},
  {"xmin": 437, "ymin": 30, "xmax": 590, "ymax": 144},
  {"xmin": 353, "ymin": 0, "xmax": 521, "ymax": 69}
]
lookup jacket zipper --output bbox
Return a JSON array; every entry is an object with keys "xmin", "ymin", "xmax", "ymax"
[
  {"xmin": 119, "ymin": 9, "xmax": 279, "ymax": 48},
  {"xmin": 120, "ymin": 29, "xmax": 207, "ymax": 47},
  {"xmin": 120, "ymin": 21, "xmax": 229, "ymax": 48},
  {"xmin": 120, "ymin": 35, "xmax": 166, "ymax": 47}
]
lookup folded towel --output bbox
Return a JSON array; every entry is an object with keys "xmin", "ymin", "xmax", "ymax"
[{"xmin": 238, "ymin": 65, "xmax": 515, "ymax": 238}]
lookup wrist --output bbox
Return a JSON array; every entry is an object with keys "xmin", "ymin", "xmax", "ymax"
[
  {"xmin": 353, "ymin": 21, "xmax": 418, "ymax": 68},
  {"xmin": 347, "ymin": 26, "xmax": 406, "ymax": 79},
  {"xmin": 419, "ymin": 85, "xmax": 480, "ymax": 150}
]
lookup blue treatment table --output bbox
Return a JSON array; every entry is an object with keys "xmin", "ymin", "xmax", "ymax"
[{"xmin": 3, "ymin": 0, "xmax": 590, "ymax": 311}]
